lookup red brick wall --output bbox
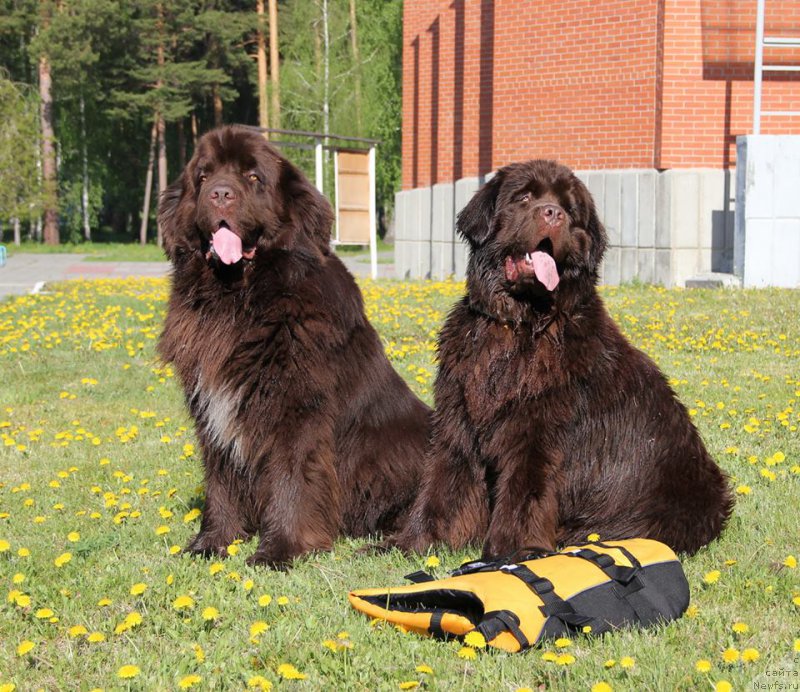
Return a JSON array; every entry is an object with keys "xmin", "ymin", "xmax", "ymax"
[{"xmin": 402, "ymin": 0, "xmax": 800, "ymax": 189}]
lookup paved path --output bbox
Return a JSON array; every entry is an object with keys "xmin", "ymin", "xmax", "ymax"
[{"xmin": 0, "ymin": 250, "xmax": 394, "ymax": 300}]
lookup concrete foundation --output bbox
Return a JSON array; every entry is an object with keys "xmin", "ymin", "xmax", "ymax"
[
  {"xmin": 735, "ymin": 136, "xmax": 800, "ymax": 288},
  {"xmin": 395, "ymin": 168, "xmax": 736, "ymax": 287}
]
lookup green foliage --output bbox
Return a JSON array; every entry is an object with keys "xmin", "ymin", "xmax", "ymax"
[
  {"xmin": 0, "ymin": 71, "xmax": 42, "ymax": 225},
  {"xmin": 0, "ymin": 0, "xmax": 403, "ymax": 243}
]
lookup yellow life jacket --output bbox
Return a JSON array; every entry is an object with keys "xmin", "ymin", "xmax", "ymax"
[{"xmin": 349, "ymin": 538, "xmax": 689, "ymax": 653}]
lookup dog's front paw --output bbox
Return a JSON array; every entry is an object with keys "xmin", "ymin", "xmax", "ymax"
[
  {"xmin": 246, "ymin": 550, "xmax": 292, "ymax": 571},
  {"xmin": 185, "ymin": 532, "xmax": 230, "ymax": 559}
]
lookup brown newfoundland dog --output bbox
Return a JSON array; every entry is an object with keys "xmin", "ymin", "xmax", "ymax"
[
  {"xmin": 389, "ymin": 160, "xmax": 733, "ymax": 559},
  {"xmin": 157, "ymin": 125, "xmax": 430, "ymax": 568}
]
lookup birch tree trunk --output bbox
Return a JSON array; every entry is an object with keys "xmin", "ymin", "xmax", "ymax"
[
  {"xmin": 268, "ymin": 0, "xmax": 280, "ymax": 129},
  {"xmin": 39, "ymin": 49, "xmax": 59, "ymax": 245},
  {"xmin": 139, "ymin": 119, "xmax": 158, "ymax": 245},
  {"xmin": 256, "ymin": 0, "xmax": 269, "ymax": 131},
  {"xmin": 322, "ymin": 0, "xmax": 330, "ymax": 138},
  {"xmin": 348, "ymin": 0, "xmax": 363, "ymax": 135},
  {"xmin": 80, "ymin": 94, "xmax": 91, "ymax": 241}
]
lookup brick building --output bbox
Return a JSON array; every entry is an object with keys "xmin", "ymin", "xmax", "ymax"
[{"xmin": 394, "ymin": 0, "xmax": 800, "ymax": 285}]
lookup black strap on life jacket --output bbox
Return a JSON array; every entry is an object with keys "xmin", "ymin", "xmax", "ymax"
[
  {"xmin": 592, "ymin": 541, "xmax": 643, "ymax": 570},
  {"xmin": 563, "ymin": 548, "xmax": 639, "ymax": 584},
  {"xmin": 500, "ymin": 563, "xmax": 593, "ymax": 628},
  {"xmin": 428, "ymin": 611, "xmax": 445, "ymax": 637},
  {"xmin": 404, "ymin": 570, "xmax": 436, "ymax": 583},
  {"xmin": 477, "ymin": 609, "xmax": 530, "ymax": 650}
]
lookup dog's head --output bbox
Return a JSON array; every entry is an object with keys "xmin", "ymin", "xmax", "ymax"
[
  {"xmin": 457, "ymin": 160, "xmax": 607, "ymax": 315},
  {"xmin": 158, "ymin": 126, "xmax": 333, "ymax": 271}
]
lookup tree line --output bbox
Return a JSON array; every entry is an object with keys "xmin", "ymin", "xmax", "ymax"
[{"xmin": 0, "ymin": 0, "xmax": 401, "ymax": 246}]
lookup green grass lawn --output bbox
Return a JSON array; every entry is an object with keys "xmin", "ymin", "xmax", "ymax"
[
  {"xmin": 0, "ymin": 279, "xmax": 798, "ymax": 691},
  {"xmin": 2, "ymin": 238, "xmax": 394, "ymax": 264},
  {"xmin": 4, "ymin": 241, "xmax": 168, "ymax": 262}
]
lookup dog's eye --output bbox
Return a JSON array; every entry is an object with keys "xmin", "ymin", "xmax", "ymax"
[
  {"xmin": 247, "ymin": 173, "xmax": 261, "ymax": 183},
  {"xmin": 198, "ymin": 173, "xmax": 207, "ymax": 184},
  {"xmin": 519, "ymin": 192, "xmax": 531, "ymax": 203}
]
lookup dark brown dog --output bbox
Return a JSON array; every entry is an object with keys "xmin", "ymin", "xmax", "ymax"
[
  {"xmin": 390, "ymin": 160, "xmax": 733, "ymax": 558},
  {"xmin": 157, "ymin": 125, "xmax": 430, "ymax": 568}
]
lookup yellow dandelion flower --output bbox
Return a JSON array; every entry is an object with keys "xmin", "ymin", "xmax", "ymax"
[
  {"xmin": 17, "ymin": 547, "xmax": 30, "ymax": 557},
  {"xmin": 209, "ymin": 562, "xmax": 225, "ymax": 576},
  {"xmin": 183, "ymin": 508, "xmax": 201, "ymax": 523},
  {"xmin": 277, "ymin": 596, "xmax": 289, "ymax": 606},
  {"xmin": 202, "ymin": 606, "xmax": 219, "ymax": 621},
  {"xmin": 741, "ymin": 648, "xmax": 760, "ymax": 663},
  {"xmin": 35, "ymin": 607, "xmax": 54, "ymax": 619},
  {"xmin": 714, "ymin": 681, "xmax": 733, "ymax": 692},
  {"xmin": 685, "ymin": 604, "xmax": 699, "ymax": 618},
  {"xmin": 87, "ymin": 632, "xmax": 105, "ymax": 643},
  {"xmin": 173, "ymin": 595, "xmax": 194, "ymax": 610},
  {"xmin": 0, "ymin": 540, "xmax": 11, "ymax": 552},
  {"xmin": 784, "ymin": 555, "xmax": 797, "ymax": 569},
  {"xmin": 554, "ymin": 637, "xmax": 572, "ymax": 648},
  {"xmin": 735, "ymin": 485, "xmax": 751, "ymax": 495},
  {"xmin": 155, "ymin": 525, "xmax": 170, "ymax": 535},
  {"xmin": 731, "ymin": 622, "xmax": 749, "ymax": 634},
  {"xmin": 591, "ymin": 684, "xmax": 613, "ymax": 692},
  {"xmin": 97, "ymin": 597, "xmax": 112, "ymax": 607},
  {"xmin": 54, "ymin": 552, "xmax": 72, "ymax": 567},
  {"xmin": 227, "ymin": 544, "xmax": 240, "ymax": 556},
  {"xmin": 193, "ymin": 644, "xmax": 205, "ymax": 663},
  {"xmin": 247, "ymin": 675, "xmax": 272, "ymax": 690},
  {"xmin": 258, "ymin": 594, "xmax": 272, "ymax": 607},
  {"xmin": 703, "ymin": 570, "xmax": 721, "ymax": 584},
  {"xmin": 66, "ymin": 531, "xmax": 80, "ymax": 542},
  {"xmin": 130, "ymin": 582, "xmax": 148, "ymax": 596},
  {"xmin": 794, "ymin": 639, "xmax": 800, "ymax": 653},
  {"xmin": 169, "ymin": 545, "xmax": 181, "ymax": 555},
  {"xmin": 276, "ymin": 663, "xmax": 306, "ymax": 680},
  {"xmin": 178, "ymin": 674, "xmax": 202, "ymax": 689},
  {"xmin": 12, "ymin": 573, "xmax": 24, "ymax": 585},
  {"xmin": 250, "ymin": 621, "xmax": 269, "ymax": 640},
  {"xmin": 68, "ymin": 625, "xmax": 88, "ymax": 638},
  {"xmin": 244, "ymin": 579, "xmax": 254, "ymax": 592},
  {"xmin": 556, "ymin": 653, "xmax": 576, "ymax": 665},
  {"xmin": 425, "ymin": 555, "xmax": 440, "ymax": 568},
  {"xmin": 620, "ymin": 656, "xmax": 635, "ymax": 669},
  {"xmin": 117, "ymin": 665, "xmax": 140, "ymax": 679},
  {"xmin": 463, "ymin": 631, "xmax": 486, "ymax": 649},
  {"xmin": 16, "ymin": 640, "xmax": 35, "ymax": 656},
  {"xmin": 457, "ymin": 646, "xmax": 477, "ymax": 660},
  {"xmin": 721, "ymin": 648, "xmax": 739, "ymax": 663},
  {"xmin": 415, "ymin": 664, "xmax": 433, "ymax": 675},
  {"xmin": 696, "ymin": 659, "xmax": 712, "ymax": 673},
  {"xmin": 604, "ymin": 659, "xmax": 617, "ymax": 668},
  {"xmin": 399, "ymin": 683, "xmax": 420, "ymax": 690},
  {"xmin": 0, "ymin": 683, "xmax": 16, "ymax": 692}
]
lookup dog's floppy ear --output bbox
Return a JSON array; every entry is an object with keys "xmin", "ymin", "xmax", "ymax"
[
  {"xmin": 278, "ymin": 159, "xmax": 334, "ymax": 252},
  {"xmin": 571, "ymin": 176, "xmax": 608, "ymax": 271},
  {"xmin": 158, "ymin": 171, "xmax": 190, "ymax": 264},
  {"xmin": 456, "ymin": 172, "xmax": 504, "ymax": 248}
]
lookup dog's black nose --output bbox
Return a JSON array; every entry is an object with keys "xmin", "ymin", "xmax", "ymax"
[
  {"xmin": 210, "ymin": 185, "xmax": 236, "ymax": 208},
  {"xmin": 538, "ymin": 204, "xmax": 565, "ymax": 225}
]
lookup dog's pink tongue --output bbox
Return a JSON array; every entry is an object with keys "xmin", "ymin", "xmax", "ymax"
[
  {"xmin": 532, "ymin": 251, "xmax": 559, "ymax": 291},
  {"xmin": 211, "ymin": 227, "xmax": 243, "ymax": 265}
]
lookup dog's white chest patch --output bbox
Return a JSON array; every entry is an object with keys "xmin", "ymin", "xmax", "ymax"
[{"xmin": 193, "ymin": 377, "xmax": 246, "ymax": 463}]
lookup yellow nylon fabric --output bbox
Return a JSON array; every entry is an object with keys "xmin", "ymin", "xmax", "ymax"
[{"xmin": 349, "ymin": 538, "xmax": 680, "ymax": 653}]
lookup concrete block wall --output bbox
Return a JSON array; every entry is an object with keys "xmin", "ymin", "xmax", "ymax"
[
  {"xmin": 395, "ymin": 168, "xmax": 735, "ymax": 286},
  {"xmin": 735, "ymin": 136, "xmax": 800, "ymax": 288}
]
